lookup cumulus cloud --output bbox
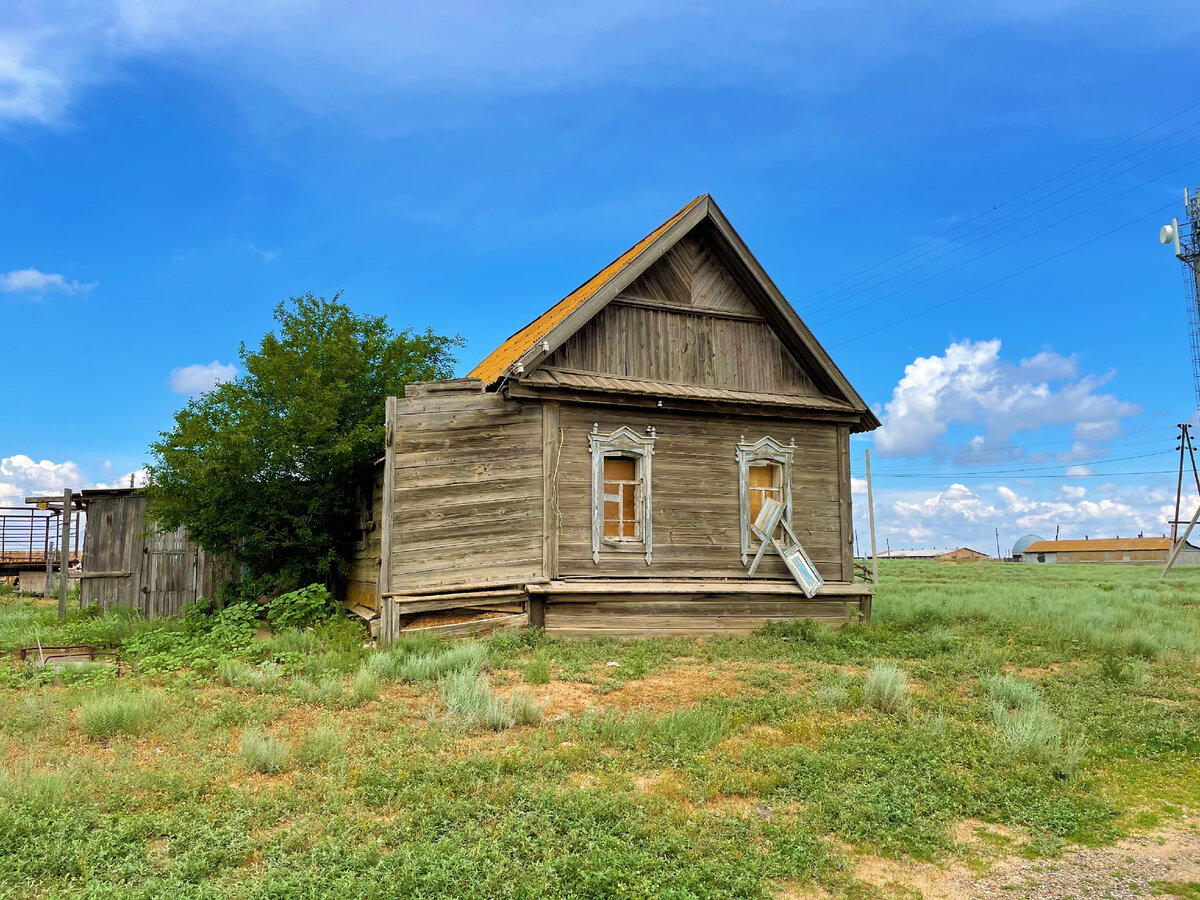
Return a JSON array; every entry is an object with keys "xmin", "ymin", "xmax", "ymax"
[
  {"xmin": 860, "ymin": 477, "xmax": 1189, "ymax": 556},
  {"xmin": 0, "ymin": 455, "xmax": 84, "ymax": 504},
  {"xmin": 169, "ymin": 360, "xmax": 236, "ymax": 396},
  {"xmin": 873, "ymin": 339, "xmax": 1141, "ymax": 458},
  {"xmin": 0, "ymin": 267, "xmax": 96, "ymax": 295}
]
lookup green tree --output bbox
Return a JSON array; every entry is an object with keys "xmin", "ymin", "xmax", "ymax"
[{"xmin": 147, "ymin": 292, "xmax": 461, "ymax": 591}]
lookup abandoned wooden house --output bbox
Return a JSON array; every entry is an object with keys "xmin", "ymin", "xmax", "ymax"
[{"xmin": 363, "ymin": 194, "xmax": 880, "ymax": 639}]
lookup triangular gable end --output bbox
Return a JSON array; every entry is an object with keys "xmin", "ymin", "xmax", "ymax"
[{"xmin": 468, "ymin": 195, "xmax": 880, "ymax": 431}]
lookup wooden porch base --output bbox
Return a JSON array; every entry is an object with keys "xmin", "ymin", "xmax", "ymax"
[
  {"xmin": 378, "ymin": 579, "xmax": 871, "ymax": 642},
  {"xmin": 533, "ymin": 580, "xmax": 871, "ymax": 637}
]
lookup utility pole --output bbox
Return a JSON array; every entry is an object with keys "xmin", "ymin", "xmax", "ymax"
[
  {"xmin": 865, "ymin": 450, "xmax": 878, "ymax": 584},
  {"xmin": 995, "ymin": 527, "xmax": 1001, "ymax": 560},
  {"xmin": 1169, "ymin": 424, "xmax": 1200, "ymax": 547}
]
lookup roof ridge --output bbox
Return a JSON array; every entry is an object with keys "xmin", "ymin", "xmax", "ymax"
[{"xmin": 467, "ymin": 195, "xmax": 707, "ymax": 385}]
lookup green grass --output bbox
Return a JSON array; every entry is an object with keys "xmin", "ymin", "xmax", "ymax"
[
  {"xmin": 292, "ymin": 721, "xmax": 346, "ymax": 768},
  {"xmin": 863, "ymin": 662, "xmax": 908, "ymax": 712},
  {"xmin": 76, "ymin": 689, "xmax": 160, "ymax": 740},
  {"xmin": 1, "ymin": 560, "xmax": 1199, "ymax": 898},
  {"xmin": 239, "ymin": 727, "xmax": 290, "ymax": 773}
]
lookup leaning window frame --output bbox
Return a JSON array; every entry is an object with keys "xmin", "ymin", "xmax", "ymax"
[
  {"xmin": 736, "ymin": 435, "xmax": 795, "ymax": 565},
  {"xmin": 589, "ymin": 424, "xmax": 657, "ymax": 565}
]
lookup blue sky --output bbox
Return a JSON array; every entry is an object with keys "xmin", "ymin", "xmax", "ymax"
[{"xmin": 2, "ymin": 0, "xmax": 1199, "ymax": 554}]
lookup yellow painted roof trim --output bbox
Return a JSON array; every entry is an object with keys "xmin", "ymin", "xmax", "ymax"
[{"xmin": 468, "ymin": 195, "xmax": 706, "ymax": 386}]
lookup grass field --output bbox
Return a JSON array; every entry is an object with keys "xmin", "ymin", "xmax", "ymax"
[{"xmin": 1, "ymin": 561, "xmax": 1199, "ymax": 899}]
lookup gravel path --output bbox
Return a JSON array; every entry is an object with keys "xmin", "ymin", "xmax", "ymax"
[{"xmin": 965, "ymin": 829, "xmax": 1200, "ymax": 900}]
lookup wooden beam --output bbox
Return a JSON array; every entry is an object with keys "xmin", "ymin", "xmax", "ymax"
[
  {"xmin": 58, "ymin": 488, "xmax": 70, "ymax": 620},
  {"xmin": 378, "ymin": 396, "xmax": 396, "ymax": 642},
  {"xmin": 399, "ymin": 612, "xmax": 528, "ymax": 638},
  {"xmin": 542, "ymin": 401, "xmax": 560, "ymax": 580},
  {"xmin": 502, "ymin": 383, "xmax": 863, "ymax": 424},
  {"xmin": 385, "ymin": 578, "xmax": 546, "ymax": 597},
  {"xmin": 526, "ymin": 579, "xmax": 872, "ymax": 597}
]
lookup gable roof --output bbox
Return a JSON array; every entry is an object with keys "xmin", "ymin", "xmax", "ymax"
[{"xmin": 468, "ymin": 195, "xmax": 879, "ymax": 431}]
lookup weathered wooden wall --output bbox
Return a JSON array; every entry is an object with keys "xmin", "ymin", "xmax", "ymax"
[
  {"xmin": 552, "ymin": 403, "xmax": 851, "ymax": 583},
  {"xmin": 545, "ymin": 232, "xmax": 820, "ymax": 396},
  {"xmin": 388, "ymin": 384, "xmax": 544, "ymax": 593},
  {"xmin": 344, "ymin": 464, "xmax": 384, "ymax": 611},
  {"xmin": 80, "ymin": 494, "xmax": 147, "ymax": 611},
  {"xmin": 540, "ymin": 591, "xmax": 870, "ymax": 637},
  {"xmin": 79, "ymin": 493, "xmax": 233, "ymax": 617}
]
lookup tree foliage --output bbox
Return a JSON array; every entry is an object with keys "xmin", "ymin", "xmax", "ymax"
[{"xmin": 147, "ymin": 292, "xmax": 461, "ymax": 590}]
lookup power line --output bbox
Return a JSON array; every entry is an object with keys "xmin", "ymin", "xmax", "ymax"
[
  {"xmin": 858, "ymin": 430, "xmax": 1172, "ymax": 462},
  {"xmin": 865, "ymin": 449, "xmax": 1172, "ymax": 478},
  {"xmin": 803, "ymin": 137, "xmax": 1200, "ymax": 318},
  {"xmin": 830, "ymin": 200, "xmax": 1180, "ymax": 348},
  {"xmin": 793, "ymin": 98, "xmax": 1200, "ymax": 307},
  {"xmin": 811, "ymin": 162, "xmax": 1196, "ymax": 327},
  {"xmin": 854, "ymin": 469, "xmax": 1178, "ymax": 479}
]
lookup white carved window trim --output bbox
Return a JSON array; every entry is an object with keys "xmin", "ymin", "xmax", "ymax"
[
  {"xmin": 737, "ymin": 435, "xmax": 795, "ymax": 565},
  {"xmin": 589, "ymin": 424, "xmax": 656, "ymax": 565}
]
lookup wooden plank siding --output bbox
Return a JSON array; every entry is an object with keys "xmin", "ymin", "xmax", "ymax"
[
  {"xmin": 78, "ymin": 492, "xmax": 234, "ymax": 618},
  {"xmin": 388, "ymin": 388, "xmax": 544, "ymax": 593},
  {"xmin": 553, "ymin": 403, "xmax": 848, "ymax": 582},
  {"xmin": 343, "ymin": 464, "xmax": 384, "ymax": 613},
  {"xmin": 544, "ymin": 232, "xmax": 821, "ymax": 396}
]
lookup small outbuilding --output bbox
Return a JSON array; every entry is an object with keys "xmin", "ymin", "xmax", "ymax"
[
  {"xmin": 372, "ymin": 195, "xmax": 880, "ymax": 639},
  {"xmin": 1010, "ymin": 533, "xmax": 1045, "ymax": 561},
  {"xmin": 1021, "ymin": 537, "xmax": 1200, "ymax": 566},
  {"xmin": 29, "ymin": 488, "xmax": 236, "ymax": 617},
  {"xmin": 877, "ymin": 548, "xmax": 990, "ymax": 560}
]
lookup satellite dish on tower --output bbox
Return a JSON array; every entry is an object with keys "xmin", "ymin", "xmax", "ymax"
[{"xmin": 1161, "ymin": 217, "xmax": 1182, "ymax": 256}]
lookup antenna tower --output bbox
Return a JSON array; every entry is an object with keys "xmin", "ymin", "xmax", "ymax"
[
  {"xmin": 1162, "ymin": 188, "xmax": 1200, "ymax": 415},
  {"xmin": 1161, "ymin": 192, "xmax": 1200, "ymax": 560}
]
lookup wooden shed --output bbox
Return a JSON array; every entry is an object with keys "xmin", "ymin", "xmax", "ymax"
[
  {"xmin": 375, "ymin": 195, "xmax": 880, "ymax": 639},
  {"xmin": 74, "ymin": 488, "xmax": 235, "ymax": 617}
]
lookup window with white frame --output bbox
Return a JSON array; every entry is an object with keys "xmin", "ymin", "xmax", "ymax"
[
  {"xmin": 589, "ymin": 424, "xmax": 656, "ymax": 564},
  {"xmin": 736, "ymin": 436, "xmax": 795, "ymax": 565}
]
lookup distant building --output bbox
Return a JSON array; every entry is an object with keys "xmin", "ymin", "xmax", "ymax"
[
  {"xmin": 877, "ymin": 547, "xmax": 991, "ymax": 560},
  {"xmin": 1010, "ymin": 533, "xmax": 1045, "ymax": 561},
  {"xmin": 1022, "ymin": 537, "xmax": 1200, "ymax": 565}
]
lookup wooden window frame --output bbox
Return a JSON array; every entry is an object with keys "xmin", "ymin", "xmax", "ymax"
[
  {"xmin": 736, "ymin": 435, "xmax": 795, "ymax": 565},
  {"xmin": 589, "ymin": 424, "xmax": 656, "ymax": 565}
]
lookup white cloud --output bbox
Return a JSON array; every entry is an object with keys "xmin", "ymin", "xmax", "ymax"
[
  {"xmin": 247, "ymin": 243, "xmax": 280, "ymax": 263},
  {"xmin": 0, "ymin": 267, "xmax": 96, "ymax": 295},
  {"xmin": 0, "ymin": 455, "xmax": 84, "ymax": 504},
  {"xmin": 94, "ymin": 467, "xmax": 150, "ymax": 490},
  {"xmin": 850, "ymin": 477, "xmax": 868, "ymax": 495},
  {"xmin": 858, "ymin": 477, "xmax": 1191, "ymax": 556},
  {"xmin": 0, "ymin": 34, "xmax": 71, "ymax": 125},
  {"xmin": 873, "ymin": 339, "xmax": 1141, "ymax": 458},
  {"xmin": 169, "ymin": 360, "xmax": 236, "ymax": 396},
  {"xmin": 0, "ymin": 455, "xmax": 148, "ymax": 510},
  {"xmin": 1, "ymin": 1, "xmax": 1191, "ymax": 128}
]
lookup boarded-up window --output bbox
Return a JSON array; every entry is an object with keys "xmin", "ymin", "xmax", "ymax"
[
  {"xmin": 748, "ymin": 462, "xmax": 783, "ymax": 529},
  {"xmin": 735, "ymin": 436, "xmax": 795, "ymax": 566},
  {"xmin": 603, "ymin": 456, "xmax": 641, "ymax": 540}
]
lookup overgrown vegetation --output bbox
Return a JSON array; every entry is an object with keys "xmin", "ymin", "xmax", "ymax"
[
  {"xmin": 1, "ymin": 560, "xmax": 1198, "ymax": 899},
  {"xmin": 145, "ymin": 292, "xmax": 462, "ymax": 591}
]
